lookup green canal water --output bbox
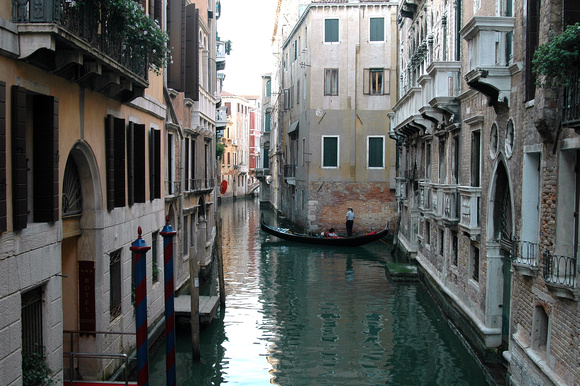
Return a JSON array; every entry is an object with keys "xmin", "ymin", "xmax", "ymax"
[{"xmin": 149, "ymin": 198, "xmax": 491, "ymax": 385}]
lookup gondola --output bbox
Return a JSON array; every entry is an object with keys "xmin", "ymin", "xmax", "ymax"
[{"xmin": 261, "ymin": 218, "xmax": 389, "ymax": 247}]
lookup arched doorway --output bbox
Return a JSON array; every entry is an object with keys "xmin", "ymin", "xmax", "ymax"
[
  {"xmin": 489, "ymin": 161, "xmax": 513, "ymax": 351},
  {"xmin": 61, "ymin": 142, "xmax": 102, "ymax": 379}
]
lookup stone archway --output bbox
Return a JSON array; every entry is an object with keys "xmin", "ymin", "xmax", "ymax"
[
  {"xmin": 487, "ymin": 160, "xmax": 513, "ymax": 351},
  {"xmin": 61, "ymin": 141, "xmax": 103, "ymax": 379}
]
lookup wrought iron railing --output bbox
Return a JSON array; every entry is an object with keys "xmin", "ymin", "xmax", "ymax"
[
  {"xmin": 562, "ymin": 67, "xmax": 580, "ymax": 128},
  {"xmin": 12, "ymin": 0, "xmax": 148, "ymax": 79},
  {"xmin": 543, "ymin": 250, "xmax": 577, "ymax": 288},
  {"xmin": 510, "ymin": 238, "xmax": 539, "ymax": 267}
]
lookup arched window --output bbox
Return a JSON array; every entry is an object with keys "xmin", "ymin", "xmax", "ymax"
[{"xmin": 62, "ymin": 156, "xmax": 82, "ymax": 216}]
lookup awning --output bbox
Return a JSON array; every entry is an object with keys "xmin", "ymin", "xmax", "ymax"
[{"xmin": 288, "ymin": 120, "xmax": 299, "ymax": 135}]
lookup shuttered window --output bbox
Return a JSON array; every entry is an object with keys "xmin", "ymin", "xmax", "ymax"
[
  {"xmin": 368, "ymin": 136, "xmax": 384, "ymax": 168},
  {"xmin": 134, "ymin": 123, "xmax": 146, "ymax": 203},
  {"xmin": 105, "ymin": 115, "xmax": 126, "ymax": 210},
  {"xmin": 322, "ymin": 136, "xmax": 339, "ymax": 168},
  {"xmin": 185, "ymin": 4, "xmax": 199, "ymax": 100},
  {"xmin": 370, "ymin": 17, "xmax": 384, "ymax": 41},
  {"xmin": 185, "ymin": 138, "xmax": 190, "ymax": 191},
  {"xmin": 0, "ymin": 82, "xmax": 5, "ymax": 233},
  {"xmin": 150, "ymin": 128, "xmax": 161, "ymax": 200},
  {"xmin": 363, "ymin": 68, "xmax": 390, "ymax": 95},
  {"xmin": 167, "ymin": 0, "xmax": 186, "ymax": 91},
  {"xmin": 525, "ymin": 0, "xmax": 540, "ymax": 101},
  {"xmin": 11, "ymin": 87, "xmax": 59, "ymax": 229},
  {"xmin": 325, "ymin": 19, "xmax": 339, "ymax": 43}
]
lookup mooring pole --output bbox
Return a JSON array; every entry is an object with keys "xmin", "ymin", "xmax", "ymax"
[
  {"xmin": 130, "ymin": 227, "xmax": 151, "ymax": 386},
  {"xmin": 189, "ymin": 242, "xmax": 201, "ymax": 361},
  {"xmin": 160, "ymin": 216, "xmax": 177, "ymax": 386},
  {"xmin": 217, "ymin": 215, "xmax": 226, "ymax": 307}
]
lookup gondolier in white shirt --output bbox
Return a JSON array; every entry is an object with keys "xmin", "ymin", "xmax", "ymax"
[{"xmin": 346, "ymin": 207, "xmax": 355, "ymax": 237}]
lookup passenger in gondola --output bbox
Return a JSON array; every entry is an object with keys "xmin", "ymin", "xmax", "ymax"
[{"xmin": 327, "ymin": 228, "xmax": 338, "ymax": 238}]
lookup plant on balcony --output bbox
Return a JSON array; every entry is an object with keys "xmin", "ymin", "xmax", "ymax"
[
  {"xmin": 533, "ymin": 23, "xmax": 580, "ymax": 87},
  {"xmin": 216, "ymin": 143, "xmax": 225, "ymax": 159},
  {"xmin": 76, "ymin": 0, "xmax": 170, "ymax": 74}
]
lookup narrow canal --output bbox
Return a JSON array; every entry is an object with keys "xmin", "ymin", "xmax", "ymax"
[{"xmin": 150, "ymin": 198, "xmax": 492, "ymax": 385}]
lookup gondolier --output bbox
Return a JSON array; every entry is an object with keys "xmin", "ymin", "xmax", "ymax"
[{"xmin": 346, "ymin": 208, "xmax": 355, "ymax": 237}]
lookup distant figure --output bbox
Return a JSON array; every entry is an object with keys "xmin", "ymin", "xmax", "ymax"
[
  {"xmin": 327, "ymin": 228, "xmax": 338, "ymax": 238},
  {"xmin": 346, "ymin": 208, "xmax": 355, "ymax": 237}
]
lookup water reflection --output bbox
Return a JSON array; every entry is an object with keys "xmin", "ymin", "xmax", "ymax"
[{"xmin": 150, "ymin": 198, "xmax": 490, "ymax": 385}]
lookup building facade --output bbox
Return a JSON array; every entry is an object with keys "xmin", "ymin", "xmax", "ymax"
[
  {"xmin": 391, "ymin": 0, "xmax": 580, "ymax": 384},
  {"xmin": 273, "ymin": 0, "xmax": 399, "ymax": 233}
]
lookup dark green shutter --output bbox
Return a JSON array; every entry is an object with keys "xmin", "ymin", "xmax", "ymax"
[
  {"xmin": 369, "ymin": 137, "xmax": 383, "ymax": 168},
  {"xmin": 325, "ymin": 19, "xmax": 338, "ymax": 43},
  {"xmin": 134, "ymin": 124, "xmax": 146, "ymax": 203},
  {"xmin": 323, "ymin": 137, "xmax": 338, "ymax": 167},
  {"xmin": 127, "ymin": 122, "xmax": 135, "ymax": 206},
  {"xmin": 150, "ymin": 128, "xmax": 161, "ymax": 200},
  {"xmin": 370, "ymin": 18, "xmax": 384, "ymax": 41},
  {"xmin": 185, "ymin": 4, "xmax": 199, "ymax": 100}
]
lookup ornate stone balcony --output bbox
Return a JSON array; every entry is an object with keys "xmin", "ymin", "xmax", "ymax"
[
  {"xmin": 396, "ymin": 177, "xmax": 408, "ymax": 201},
  {"xmin": 12, "ymin": 0, "xmax": 150, "ymax": 102},
  {"xmin": 458, "ymin": 186, "xmax": 481, "ymax": 236},
  {"xmin": 461, "ymin": 16, "xmax": 515, "ymax": 106}
]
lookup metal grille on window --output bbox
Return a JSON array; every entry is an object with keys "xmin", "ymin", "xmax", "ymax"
[
  {"xmin": 22, "ymin": 286, "xmax": 43, "ymax": 356},
  {"xmin": 62, "ymin": 157, "xmax": 82, "ymax": 216}
]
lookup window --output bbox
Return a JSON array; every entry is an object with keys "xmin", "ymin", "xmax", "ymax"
[
  {"xmin": 471, "ymin": 243, "xmax": 480, "ymax": 282},
  {"xmin": 322, "ymin": 136, "xmax": 339, "ymax": 168},
  {"xmin": 426, "ymin": 143, "xmax": 432, "ymax": 180},
  {"xmin": 451, "ymin": 231, "xmax": 458, "ymax": 266},
  {"xmin": 167, "ymin": 133, "xmax": 174, "ymax": 194},
  {"xmin": 12, "ymin": 86, "xmax": 59, "ymax": 228},
  {"xmin": 263, "ymin": 145, "xmax": 270, "ymax": 169},
  {"xmin": 127, "ymin": 122, "xmax": 146, "ymax": 205},
  {"xmin": 531, "ymin": 306, "xmax": 549, "ymax": 352},
  {"xmin": 152, "ymin": 231, "xmax": 159, "ymax": 283},
  {"xmin": 471, "ymin": 131, "xmax": 481, "ymax": 187},
  {"xmin": 368, "ymin": 136, "xmax": 384, "ymax": 168},
  {"xmin": 425, "ymin": 220, "xmax": 431, "ymax": 245},
  {"xmin": 304, "ymin": 74, "xmax": 307, "ymax": 102},
  {"xmin": 324, "ymin": 69, "xmax": 339, "ymax": 96},
  {"xmin": 452, "ymin": 135, "xmax": 459, "ymax": 184},
  {"xmin": 149, "ymin": 128, "xmax": 161, "ymax": 200},
  {"xmin": 439, "ymin": 229, "xmax": 445, "ymax": 256},
  {"xmin": 265, "ymin": 112, "xmax": 271, "ymax": 132},
  {"xmin": 284, "ymin": 89, "xmax": 290, "ymax": 109},
  {"xmin": 439, "ymin": 138, "xmax": 446, "ymax": 183},
  {"xmin": 370, "ymin": 17, "xmax": 385, "ymax": 41},
  {"xmin": 22, "ymin": 286, "xmax": 43, "ymax": 357},
  {"xmin": 109, "ymin": 249, "xmax": 122, "ymax": 319},
  {"xmin": 363, "ymin": 68, "xmax": 389, "ymax": 95},
  {"xmin": 525, "ymin": 0, "xmax": 540, "ymax": 101},
  {"xmin": 297, "ymin": 80, "xmax": 300, "ymax": 105},
  {"xmin": 183, "ymin": 215, "xmax": 189, "ymax": 256},
  {"xmin": 266, "ymin": 80, "xmax": 271, "ymax": 97},
  {"xmin": 325, "ymin": 19, "xmax": 339, "ymax": 43}
]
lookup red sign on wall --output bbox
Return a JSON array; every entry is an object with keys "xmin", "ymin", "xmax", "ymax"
[{"xmin": 79, "ymin": 261, "xmax": 96, "ymax": 333}]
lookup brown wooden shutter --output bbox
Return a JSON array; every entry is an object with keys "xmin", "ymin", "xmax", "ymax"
[
  {"xmin": 105, "ymin": 115, "xmax": 115, "ymax": 211},
  {"xmin": 33, "ymin": 95, "xmax": 59, "ymax": 223},
  {"xmin": 149, "ymin": 128, "xmax": 161, "ymax": 200},
  {"xmin": 134, "ymin": 123, "xmax": 146, "ymax": 203},
  {"xmin": 127, "ymin": 121, "xmax": 135, "ymax": 206},
  {"xmin": 0, "ymin": 82, "xmax": 6, "ymax": 233},
  {"xmin": 168, "ymin": 0, "xmax": 186, "ymax": 91},
  {"xmin": 185, "ymin": 4, "xmax": 199, "ymax": 100},
  {"xmin": 11, "ymin": 86, "xmax": 27, "ymax": 230},
  {"xmin": 184, "ymin": 138, "xmax": 189, "ymax": 191},
  {"xmin": 114, "ymin": 118, "xmax": 126, "ymax": 207},
  {"xmin": 363, "ymin": 68, "xmax": 370, "ymax": 94}
]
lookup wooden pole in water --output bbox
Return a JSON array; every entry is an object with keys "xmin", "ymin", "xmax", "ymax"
[
  {"xmin": 217, "ymin": 215, "xmax": 226, "ymax": 307},
  {"xmin": 189, "ymin": 244, "xmax": 201, "ymax": 361}
]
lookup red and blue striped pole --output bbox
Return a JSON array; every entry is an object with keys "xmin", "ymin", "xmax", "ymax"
[
  {"xmin": 160, "ymin": 216, "xmax": 177, "ymax": 386},
  {"xmin": 130, "ymin": 226, "xmax": 151, "ymax": 386}
]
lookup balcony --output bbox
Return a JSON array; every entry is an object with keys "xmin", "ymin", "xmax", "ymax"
[
  {"xmin": 188, "ymin": 178, "xmax": 216, "ymax": 192},
  {"xmin": 543, "ymin": 250, "xmax": 578, "ymax": 300},
  {"xmin": 418, "ymin": 182, "xmax": 433, "ymax": 217},
  {"xmin": 216, "ymin": 40, "xmax": 226, "ymax": 71},
  {"xmin": 511, "ymin": 238, "xmax": 539, "ymax": 277},
  {"xmin": 216, "ymin": 105, "xmax": 227, "ymax": 129},
  {"xmin": 391, "ymin": 86, "xmax": 434, "ymax": 138},
  {"xmin": 562, "ymin": 67, "xmax": 580, "ymax": 130},
  {"xmin": 424, "ymin": 61, "xmax": 461, "ymax": 122},
  {"xmin": 458, "ymin": 186, "xmax": 481, "ymax": 236},
  {"xmin": 12, "ymin": 0, "xmax": 150, "ymax": 102},
  {"xmin": 461, "ymin": 16, "xmax": 515, "ymax": 106},
  {"xmin": 432, "ymin": 184, "xmax": 459, "ymax": 225}
]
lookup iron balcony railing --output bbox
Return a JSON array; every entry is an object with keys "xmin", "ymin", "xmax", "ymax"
[
  {"xmin": 510, "ymin": 238, "xmax": 539, "ymax": 267},
  {"xmin": 12, "ymin": 0, "xmax": 148, "ymax": 79},
  {"xmin": 562, "ymin": 67, "xmax": 580, "ymax": 128},
  {"xmin": 543, "ymin": 250, "xmax": 577, "ymax": 288}
]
